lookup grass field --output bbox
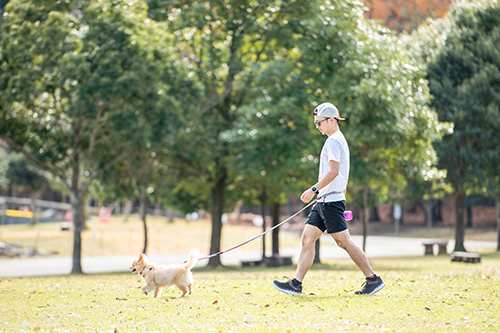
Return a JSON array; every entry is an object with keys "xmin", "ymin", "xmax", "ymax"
[{"xmin": 1, "ymin": 253, "xmax": 499, "ymax": 332}]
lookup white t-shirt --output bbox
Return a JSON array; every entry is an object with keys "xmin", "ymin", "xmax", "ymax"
[{"xmin": 318, "ymin": 130, "xmax": 350, "ymax": 202}]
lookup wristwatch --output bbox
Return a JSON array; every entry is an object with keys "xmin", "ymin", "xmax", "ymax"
[{"xmin": 311, "ymin": 186, "xmax": 319, "ymax": 195}]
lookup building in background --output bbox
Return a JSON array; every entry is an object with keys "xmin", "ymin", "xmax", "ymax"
[{"xmin": 364, "ymin": 0, "xmax": 452, "ymax": 32}]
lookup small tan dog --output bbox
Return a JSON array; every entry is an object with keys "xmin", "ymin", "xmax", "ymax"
[{"xmin": 130, "ymin": 251, "xmax": 198, "ymax": 298}]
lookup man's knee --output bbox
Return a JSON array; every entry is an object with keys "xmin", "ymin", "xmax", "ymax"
[
  {"xmin": 301, "ymin": 233, "xmax": 318, "ymax": 249},
  {"xmin": 334, "ymin": 238, "xmax": 349, "ymax": 249},
  {"xmin": 332, "ymin": 233, "xmax": 353, "ymax": 250}
]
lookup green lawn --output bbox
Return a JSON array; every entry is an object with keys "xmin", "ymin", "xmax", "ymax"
[{"xmin": 1, "ymin": 253, "xmax": 499, "ymax": 332}]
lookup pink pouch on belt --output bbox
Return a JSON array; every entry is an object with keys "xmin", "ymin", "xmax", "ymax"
[{"xmin": 343, "ymin": 210, "xmax": 353, "ymax": 222}]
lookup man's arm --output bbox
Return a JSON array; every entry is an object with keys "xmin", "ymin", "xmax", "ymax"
[
  {"xmin": 300, "ymin": 160, "xmax": 339, "ymax": 203},
  {"xmin": 315, "ymin": 160, "xmax": 339, "ymax": 191}
]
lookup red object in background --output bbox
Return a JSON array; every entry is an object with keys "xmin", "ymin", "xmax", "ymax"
[
  {"xmin": 64, "ymin": 210, "xmax": 72, "ymax": 222},
  {"xmin": 99, "ymin": 208, "xmax": 112, "ymax": 224}
]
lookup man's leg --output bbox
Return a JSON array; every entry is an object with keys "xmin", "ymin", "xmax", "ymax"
[
  {"xmin": 295, "ymin": 224, "xmax": 324, "ymax": 281},
  {"xmin": 331, "ymin": 229, "xmax": 384, "ymax": 295},
  {"xmin": 330, "ymin": 229, "xmax": 374, "ymax": 277},
  {"xmin": 273, "ymin": 224, "xmax": 323, "ymax": 295}
]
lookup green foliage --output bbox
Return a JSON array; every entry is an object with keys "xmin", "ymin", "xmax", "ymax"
[
  {"xmin": 397, "ymin": 17, "xmax": 454, "ymax": 203},
  {"xmin": 147, "ymin": 0, "xmax": 318, "ymax": 211},
  {"xmin": 428, "ymin": 1, "xmax": 500, "ymax": 196},
  {"xmin": 0, "ymin": 0, "xmax": 189, "ymax": 271},
  {"xmin": 230, "ymin": 61, "xmax": 314, "ymax": 204},
  {"xmin": 0, "ymin": 147, "xmax": 11, "ymax": 191},
  {"xmin": 6, "ymin": 154, "xmax": 46, "ymax": 192},
  {"xmin": 296, "ymin": 1, "xmax": 446, "ymax": 207},
  {"xmin": 0, "ymin": 0, "xmax": 183, "ymax": 191}
]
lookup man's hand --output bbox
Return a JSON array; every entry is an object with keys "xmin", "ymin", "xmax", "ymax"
[{"xmin": 300, "ymin": 188, "xmax": 315, "ymax": 203}]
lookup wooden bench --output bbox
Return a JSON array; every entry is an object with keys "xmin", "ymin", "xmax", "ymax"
[
  {"xmin": 263, "ymin": 255, "xmax": 293, "ymax": 267},
  {"xmin": 451, "ymin": 251, "xmax": 481, "ymax": 263},
  {"xmin": 422, "ymin": 240, "xmax": 449, "ymax": 256}
]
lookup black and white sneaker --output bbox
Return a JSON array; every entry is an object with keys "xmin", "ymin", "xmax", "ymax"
[
  {"xmin": 273, "ymin": 278, "xmax": 303, "ymax": 296},
  {"xmin": 354, "ymin": 275, "xmax": 385, "ymax": 295}
]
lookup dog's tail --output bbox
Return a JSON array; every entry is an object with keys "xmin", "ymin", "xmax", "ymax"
[{"xmin": 184, "ymin": 249, "xmax": 200, "ymax": 270}]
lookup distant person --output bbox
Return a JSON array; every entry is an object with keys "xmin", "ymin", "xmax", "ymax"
[{"xmin": 273, "ymin": 102, "xmax": 384, "ymax": 296}]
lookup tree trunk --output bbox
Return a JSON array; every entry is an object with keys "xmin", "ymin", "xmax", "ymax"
[
  {"xmin": 271, "ymin": 202, "xmax": 280, "ymax": 256},
  {"xmin": 70, "ymin": 191, "xmax": 84, "ymax": 274},
  {"xmin": 208, "ymin": 166, "xmax": 227, "ymax": 267},
  {"xmin": 362, "ymin": 187, "xmax": 369, "ymax": 252},
  {"xmin": 466, "ymin": 203, "xmax": 473, "ymax": 228},
  {"xmin": 496, "ymin": 199, "xmax": 500, "ymax": 252},
  {"xmin": 425, "ymin": 200, "xmax": 433, "ymax": 228},
  {"xmin": 140, "ymin": 187, "xmax": 148, "ymax": 254},
  {"xmin": 30, "ymin": 193, "xmax": 37, "ymax": 225},
  {"xmin": 260, "ymin": 189, "xmax": 267, "ymax": 261},
  {"xmin": 453, "ymin": 191, "xmax": 467, "ymax": 252},
  {"xmin": 70, "ymin": 154, "xmax": 84, "ymax": 274}
]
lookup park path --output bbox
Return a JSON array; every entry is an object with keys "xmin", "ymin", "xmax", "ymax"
[{"xmin": 0, "ymin": 235, "xmax": 496, "ymax": 278}]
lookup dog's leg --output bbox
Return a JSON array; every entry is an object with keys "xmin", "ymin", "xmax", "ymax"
[
  {"xmin": 154, "ymin": 287, "xmax": 163, "ymax": 298},
  {"xmin": 142, "ymin": 281, "xmax": 155, "ymax": 295},
  {"xmin": 179, "ymin": 285, "xmax": 188, "ymax": 297}
]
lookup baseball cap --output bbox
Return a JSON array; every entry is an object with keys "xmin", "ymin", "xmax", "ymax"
[{"xmin": 313, "ymin": 102, "xmax": 345, "ymax": 121}]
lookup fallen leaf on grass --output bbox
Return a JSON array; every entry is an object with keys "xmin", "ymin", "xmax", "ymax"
[
  {"xmin": 116, "ymin": 297, "xmax": 127, "ymax": 301},
  {"xmin": 425, "ymin": 307, "xmax": 431, "ymax": 311},
  {"xmin": 212, "ymin": 300, "xmax": 218, "ymax": 305}
]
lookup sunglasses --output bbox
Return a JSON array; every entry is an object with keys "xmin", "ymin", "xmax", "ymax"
[{"xmin": 314, "ymin": 117, "xmax": 330, "ymax": 127}]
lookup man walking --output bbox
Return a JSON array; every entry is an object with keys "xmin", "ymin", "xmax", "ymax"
[{"xmin": 273, "ymin": 102, "xmax": 384, "ymax": 296}]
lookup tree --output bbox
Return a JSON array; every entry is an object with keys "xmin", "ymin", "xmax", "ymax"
[
  {"xmin": 0, "ymin": 0, "xmax": 177, "ymax": 273},
  {"xmin": 428, "ymin": 1, "xmax": 500, "ymax": 252},
  {"xmin": 297, "ymin": 1, "xmax": 445, "ymax": 251},
  {"xmin": 96, "ymin": 96, "xmax": 187, "ymax": 254},
  {"xmin": 230, "ymin": 64, "xmax": 316, "ymax": 259},
  {"xmin": 398, "ymin": 18, "xmax": 453, "ymax": 228},
  {"xmin": 148, "ymin": 0, "xmax": 317, "ymax": 266}
]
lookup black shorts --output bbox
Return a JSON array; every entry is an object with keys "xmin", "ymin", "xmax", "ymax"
[{"xmin": 306, "ymin": 201, "xmax": 347, "ymax": 234}]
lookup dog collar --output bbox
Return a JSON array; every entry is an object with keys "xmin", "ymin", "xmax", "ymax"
[{"xmin": 140, "ymin": 265, "xmax": 154, "ymax": 276}]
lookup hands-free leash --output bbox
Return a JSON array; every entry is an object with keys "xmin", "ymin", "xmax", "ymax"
[
  {"xmin": 197, "ymin": 199, "xmax": 317, "ymax": 261},
  {"xmin": 197, "ymin": 190, "xmax": 345, "ymax": 261}
]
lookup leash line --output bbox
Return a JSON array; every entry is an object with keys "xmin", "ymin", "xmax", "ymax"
[{"xmin": 197, "ymin": 199, "xmax": 318, "ymax": 261}]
